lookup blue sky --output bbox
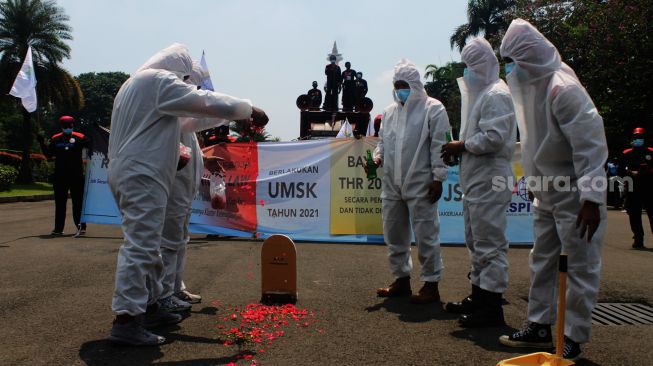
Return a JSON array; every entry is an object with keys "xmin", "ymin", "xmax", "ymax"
[{"xmin": 58, "ymin": 0, "xmax": 467, "ymax": 141}]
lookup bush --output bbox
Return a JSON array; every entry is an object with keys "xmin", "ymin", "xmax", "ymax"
[
  {"xmin": 0, "ymin": 151, "xmax": 22, "ymax": 169},
  {"xmin": 0, "ymin": 164, "xmax": 19, "ymax": 191},
  {"xmin": 30, "ymin": 153, "xmax": 52, "ymax": 181}
]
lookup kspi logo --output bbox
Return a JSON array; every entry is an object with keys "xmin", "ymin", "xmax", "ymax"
[{"xmin": 508, "ymin": 201, "xmax": 532, "ymax": 213}]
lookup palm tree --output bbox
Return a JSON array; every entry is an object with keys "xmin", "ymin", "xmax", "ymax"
[
  {"xmin": 450, "ymin": 0, "xmax": 516, "ymax": 52},
  {"xmin": 0, "ymin": 0, "xmax": 83, "ymax": 183},
  {"xmin": 424, "ymin": 62, "xmax": 465, "ymax": 134}
]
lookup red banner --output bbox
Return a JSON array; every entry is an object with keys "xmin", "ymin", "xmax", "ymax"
[{"xmin": 203, "ymin": 143, "xmax": 259, "ymax": 232}]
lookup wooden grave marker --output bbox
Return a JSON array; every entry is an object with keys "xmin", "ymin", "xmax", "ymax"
[{"xmin": 261, "ymin": 234, "xmax": 297, "ymax": 304}]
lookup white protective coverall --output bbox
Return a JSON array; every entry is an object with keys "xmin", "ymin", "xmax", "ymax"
[
  {"xmin": 373, "ymin": 59, "xmax": 450, "ymax": 282},
  {"xmin": 160, "ymin": 61, "xmax": 231, "ymax": 300},
  {"xmin": 500, "ymin": 19, "xmax": 608, "ymax": 343},
  {"xmin": 458, "ymin": 37, "xmax": 516, "ymax": 294},
  {"xmin": 108, "ymin": 44, "xmax": 252, "ymax": 316}
]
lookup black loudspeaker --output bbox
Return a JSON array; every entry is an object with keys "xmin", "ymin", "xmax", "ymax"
[{"xmin": 296, "ymin": 94, "xmax": 311, "ymax": 111}]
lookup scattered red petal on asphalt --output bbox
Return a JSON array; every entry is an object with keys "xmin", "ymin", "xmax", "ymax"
[{"xmin": 217, "ymin": 302, "xmax": 318, "ymax": 361}]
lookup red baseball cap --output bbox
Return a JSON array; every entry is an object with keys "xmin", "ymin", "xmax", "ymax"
[
  {"xmin": 374, "ymin": 114, "xmax": 382, "ymax": 121},
  {"xmin": 59, "ymin": 115, "xmax": 75, "ymax": 124},
  {"xmin": 633, "ymin": 127, "xmax": 645, "ymax": 135}
]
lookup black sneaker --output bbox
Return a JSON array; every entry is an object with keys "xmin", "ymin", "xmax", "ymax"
[
  {"xmin": 142, "ymin": 303, "xmax": 183, "ymax": 329},
  {"xmin": 499, "ymin": 321, "xmax": 553, "ymax": 348},
  {"xmin": 50, "ymin": 231, "xmax": 63, "ymax": 236},
  {"xmin": 107, "ymin": 319, "xmax": 165, "ymax": 346},
  {"xmin": 560, "ymin": 336, "xmax": 582, "ymax": 361}
]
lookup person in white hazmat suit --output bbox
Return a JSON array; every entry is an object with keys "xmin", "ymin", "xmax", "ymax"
[
  {"xmin": 441, "ymin": 37, "xmax": 516, "ymax": 327},
  {"xmin": 368, "ymin": 59, "xmax": 450, "ymax": 304},
  {"xmin": 497, "ymin": 19, "xmax": 607, "ymax": 361},
  {"xmin": 158, "ymin": 60, "xmax": 235, "ymax": 313},
  {"xmin": 107, "ymin": 44, "xmax": 268, "ymax": 346}
]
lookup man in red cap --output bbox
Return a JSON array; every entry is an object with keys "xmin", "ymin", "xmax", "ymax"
[
  {"xmin": 620, "ymin": 127, "xmax": 653, "ymax": 248},
  {"xmin": 38, "ymin": 115, "xmax": 91, "ymax": 236}
]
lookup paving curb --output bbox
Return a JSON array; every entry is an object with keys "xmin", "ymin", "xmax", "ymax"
[{"xmin": 0, "ymin": 194, "xmax": 54, "ymax": 203}]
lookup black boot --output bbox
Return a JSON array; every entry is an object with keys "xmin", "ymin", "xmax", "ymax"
[
  {"xmin": 458, "ymin": 288, "xmax": 505, "ymax": 328},
  {"xmin": 445, "ymin": 284, "xmax": 481, "ymax": 314}
]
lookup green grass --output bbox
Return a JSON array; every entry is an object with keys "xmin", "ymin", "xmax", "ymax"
[{"xmin": 0, "ymin": 182, "xmax": 53, "ymax": 197}]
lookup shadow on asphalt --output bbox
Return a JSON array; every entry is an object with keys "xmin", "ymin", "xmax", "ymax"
[
  {"xmin": 79, "ymin": 338, "xmax": 240, "ymax": 365},
  {"xmin": 450, "ymin": 326, "xmax": 518, "ymax": 353},
  {"xmin": 365, "ymin": 297, "xmax": 458, "ymax": 323},
  {"xmin": 79, "ymin": 325, "xmax": 239, "ymax": 366},
  {"xmin": 191, "ymin": 306, "xmax": 219, "ymax": 316},
  {"xmin": 631, "ymin": 247, "xmax": 653, "ymax": 252}
]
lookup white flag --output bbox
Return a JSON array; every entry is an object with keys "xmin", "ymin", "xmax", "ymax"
[
  {"xmin": 336, "ymin": 118, "xmax": 353, "ymax": 138},
  {"xmin": 9, "ymin": 46, "xmax": 37, "ymax": 113},
  {"xmin": 199, "ymin": 50, "xmax": 215, "ymax": 92}
]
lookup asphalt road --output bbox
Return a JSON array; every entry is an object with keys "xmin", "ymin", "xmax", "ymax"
[{"xmin": 0, "ymin": 201, "xmax": 651, "ymax": 366}]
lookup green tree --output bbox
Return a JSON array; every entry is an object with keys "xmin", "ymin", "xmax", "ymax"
[
  {"xmin": 424, "ymin": 62, "xmax": 465, "ymax": 135},
  {"xmin": 0, "ymin": 0, "xmax": 82, "ymax": 183},
  {"xmin": 76, "ymin": 72, "xmax": 129, "ymax": 127},
  {"xmin": 450, "ymin": 0, "xmax": 516, "ymax": 52}
]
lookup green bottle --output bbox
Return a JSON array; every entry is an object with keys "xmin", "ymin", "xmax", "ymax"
[
  {"xmin": 366, "ymin": 149, "xmax": 377, "ymax": 180},
  {"xmin": 444, "ymin": 131, "xmax": 459, "ymax": 167}
]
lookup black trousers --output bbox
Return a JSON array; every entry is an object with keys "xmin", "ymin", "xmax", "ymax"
[
  {"xmin": 625, "ymin": 189, "xmax": 653, "ymax": 242},
  {"xmin": 53, "ymin": 175, "xmax": 86, "ymax": 232}
]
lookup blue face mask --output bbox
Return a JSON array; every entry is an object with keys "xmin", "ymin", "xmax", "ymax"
[
  {"xmin": 395, "ymin": 89, "xmax": 411, "ymax": 103},
  {"xmin": 632, "ymin": 139, "xmax": 644, "ymax": 147},
  {"xmin": 505, "ymin": 62, "xmax": 515, "ymax": 75},
  {"xmin": 463, "ymin": 68, "xmax": 469, "ymax": 77},
  {"xmin": 63, "ymin": 128, "xmax": 73, "ymax": 134}
]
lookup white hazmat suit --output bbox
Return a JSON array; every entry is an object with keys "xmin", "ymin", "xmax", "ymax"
[
  {"xmin": 458, "ymin": 37, "xmax": 516, "ymax": 294},
  {"xmin": 160, "ymin": 61, "xmax": 232, "ymax": 301},
  {"xmin": 374, "ymin": 59, "xmax": 450, "ymax": 282},
  {"xmin": 500, "ymin": 19, "xmax": 608, "ymax": 343},
  {"xmin": 108, "ymin": 44, "xmax": 253, "ymax": 316}
]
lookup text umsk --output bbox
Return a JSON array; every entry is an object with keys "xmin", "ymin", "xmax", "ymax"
[{"xmin": 268, "ymin": 182, "xmax": 317, "ymax": 199}]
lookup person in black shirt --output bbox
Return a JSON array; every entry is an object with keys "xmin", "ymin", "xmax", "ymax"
[
  {"xmin": 619, "ymin": 127, "xmax": 653, "ymax": 248},
  {"xmin": 307, "ymin": 81, "xmax": 322, "ymax": 110},
  {"xmin": 323, "ymin": 55, "xmax": 342, "ymax": 111},
  {"xmin": 354, "ymin": 71, "xmax": 368, "ymax": 111},
  {"xmin": 38, "ymin": 116, "xmax": 91, "ymax": 236},
  {"xmin": 341, "ymin": 62, "xmax": 357, "ymax": 111}
]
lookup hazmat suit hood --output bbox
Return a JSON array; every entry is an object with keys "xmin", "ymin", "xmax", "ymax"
[
  {"xmin": 499, "ymin": 19, "xmax": 566, "ymax": 84},
  {"xmin": 188, "ymin": 60, "xmax": 209, "ymax": 87},
  {"xmin": 458, "ymin": 37, "xmax": 503, "ymax": 139},
  {"xmin": 136, "ymin": 43, "xmax": 193, "ymax": 80},
  {"xmin": 461, "ymin": 37, "xmax": 500, "ymax": 90},
  {"xmin": 392, "ymin": 58, "xmax": 427, "ymax": 105}
]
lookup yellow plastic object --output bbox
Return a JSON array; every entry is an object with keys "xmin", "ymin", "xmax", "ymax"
[{"xmin": 497, "ymin": 352, "xmax": 574, "ymax": 366}]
